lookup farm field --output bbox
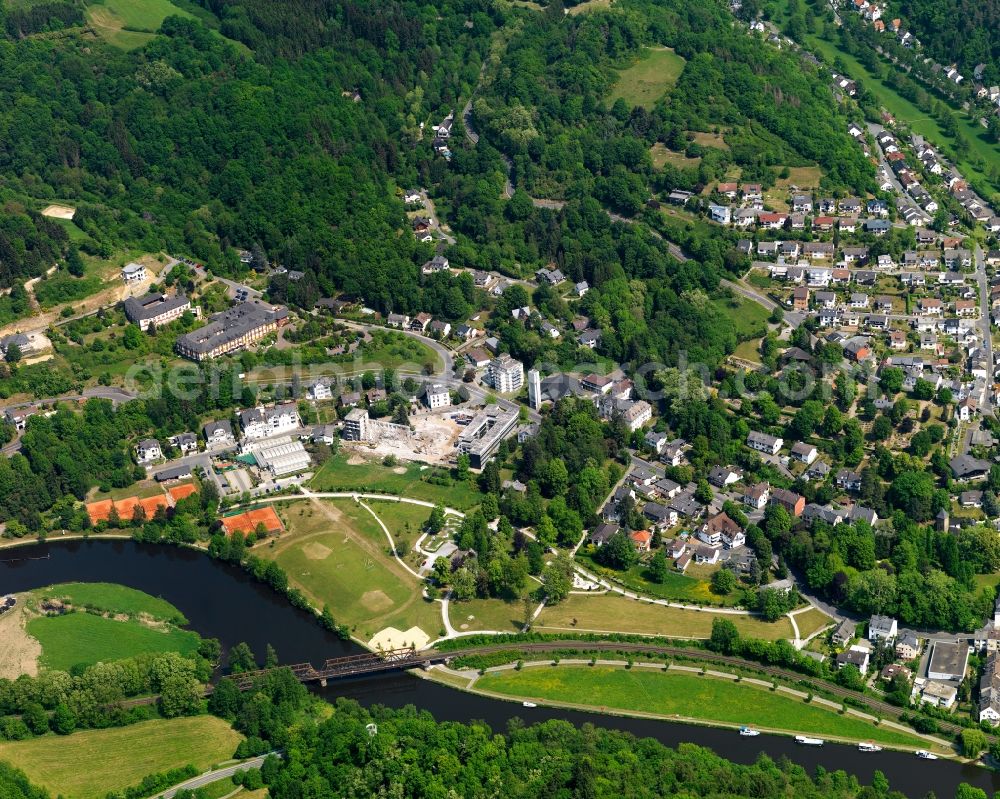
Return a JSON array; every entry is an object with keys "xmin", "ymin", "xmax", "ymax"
[
  {"xmin": 609, "ymin": 47, "xmax": 686, "ymax": 108},
  {"xmin": 27, "ymin": 611, "xmax": 200, "ymax": 671},
  {"xmin": 475, "ymin": 667, "xmax": 931, "ymax": 747},
  {"xmin": 0, "ymin": 716, "xmax": 242, "ymax": 799},
  {"xmin": 267, "ymin": 499, "xmax": 442, "ymax": 645},
  {"xmin": 533, "ymin": 594, "xmax": 795, "ymax": 640},
  {"xmin": 309, "ymin": 453, "xmax": 482, "ymax": 510}
]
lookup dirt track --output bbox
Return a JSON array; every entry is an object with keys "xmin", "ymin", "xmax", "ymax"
[{"xmin": 0, "ymin": 597, "xmax": 40, "ymax": 679}]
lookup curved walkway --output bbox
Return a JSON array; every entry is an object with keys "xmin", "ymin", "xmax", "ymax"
[{"xmin": 245, "ymin": 490, "xmax": 466, "ymax": 519}]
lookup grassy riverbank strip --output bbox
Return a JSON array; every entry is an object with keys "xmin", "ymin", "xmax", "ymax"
[{"xmin": 425, "ymin": 662, "xmax": 947, "ymax": 752}]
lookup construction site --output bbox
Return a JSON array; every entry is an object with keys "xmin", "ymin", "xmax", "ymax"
[{"xmin": 341, "ymin": 406, "xmax": 468, "ymax": 465}]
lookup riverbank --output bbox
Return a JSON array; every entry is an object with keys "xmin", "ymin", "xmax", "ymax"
[{"xmin": 417, "ymin": 660, "xmax": 954, "ymax": 755}]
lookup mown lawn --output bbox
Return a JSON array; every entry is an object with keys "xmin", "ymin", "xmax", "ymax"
[
  {"xmin": 609, "ymin": 47, "xmax": 686, "ymax": 108},
  {"xmin": 476, "ymin": 667, "xmax": 929, "ymax": 747},
  {"xmin": 792, "ymin": 607, "xmax": 834, "ymax": 639},
  {"xmin": 309, "ymin": 453, "xmax": 482, "ymax": 510},
  {"xmin": 27, "ymin": 612, "xmax": 200, "ymax": 671},
  {"xmin": 33, "ymin": 582, "xmax": 187, "ymax": 624},
  {"xmin": 534, "ymin": 594, "xmax": 794, "ymax": 640},
  {"xmin": 450, "ymin": 596, "xmax": 527, "ymax": 634},
  {"xmin": 267, "ymin": 500, "xmax": 442, "ymax": 643},
  {"xmin": 0, "ymin": 716, "xmax": 242, "ymax": 799}
]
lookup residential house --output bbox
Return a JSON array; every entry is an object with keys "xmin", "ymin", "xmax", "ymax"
[
  {"xmin": 746, "ymin": 430, "xmax": 782, "ymax": 455},
  {"xmin": 742, "ymin": 482, "xmax": 770, "ymax": 510},
  {"xmin": 630, "ymin": 530, "xmax": 653, "ymax": 553},
  {"xmin": 135, "ymin": 438, "xmax": 162, "ymax": 464},
  {"xmin": 896, "ymin": 633, "xmax": 920, "ymax": 660},
  {"xmin": 837, "ymin": 648, "xmax": 870, "ymax": 676},
  {"xmin": 790, "ymin": 441, "xmax": 817, "ymax": 464},
  {"xmin": 203, "ymin": 420, "xmax": 235, "ymax": 448},
  {"xmin": 770, "ymin": 487, "xmax": 805, "ymax": 517},
  {"xmin": 869, "ymin": 614, "xmax": 898, "ymax": 641}
]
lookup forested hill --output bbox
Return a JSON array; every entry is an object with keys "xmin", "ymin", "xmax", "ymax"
[
  {"xmin": 895, "ymin": 0, "xmax": 1000, "ymax": 85},
  {"xmin": 0, "ymin": 0, "xmax": 867, "ymax": 369}
]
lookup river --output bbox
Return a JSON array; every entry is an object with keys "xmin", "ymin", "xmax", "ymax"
[{"xmin": 2, "ymin": 538, "xmax": 995, "ymax": 798}]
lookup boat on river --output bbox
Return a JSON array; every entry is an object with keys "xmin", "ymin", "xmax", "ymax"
[
  {"xmin": 522, "ymin": 701, "xmax": 537, "ymax": 708},
  {"xmin": 795, "ymin": 736, "xmax": 824, "ymax": 746},
  {"xmin": 858, "ymin": 742, "xmax": 882, "ymax": 752},
  {"xmin": 916, "ymin": 750, "xmax": 938, "ymax": 760},
  {"xmin": 739, "ymin": 726, "xmax": 760, "ymax": 737}
]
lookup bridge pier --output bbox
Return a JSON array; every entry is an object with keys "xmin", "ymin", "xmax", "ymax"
[{"xmin": 319, "ymin": 678, "xmax": 327, "ymax": 687}]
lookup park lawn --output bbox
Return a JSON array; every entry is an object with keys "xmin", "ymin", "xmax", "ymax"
[
  {"xmin": 85, "ymin": 0, "xmax": 194, "ymax": 49},
  {"xmin": 792, "ymin": 607, "xmax": 834, "ymax": 639},
  {"xmin": 475, "ymin": 667, "xmax": 928, "ymax": 747},
  {"xmin": 365, "ymin": 499, "xmax": 438, "ymax": 554},
  {"xmin": 32, "ymin": 582, "xmax": 187, "ymax": 624},
  {"xmin": 0, "ymin": 716, "xmax": 242, "ymax": 799},
  {"xmin": 309, "ymin": 453, "xmax": 482, "ymax": 510},
  {"xmin": 577, "ymin": 552, "xmax": 743, "ymax": 607},
  {"xmin": 27, "ymin": 612, "xmax": 200, "ymax": 671},
  {"xmin": 534, "ymin": 594, "xmax": 794, "ymax": 640},
  {"xmin": 268, "ymin": 500, "xmax": 442, "ymax": 643},
  {"xmin": 609, "ymin": 47, "xmax": 686, "ymax": 108},
  {"xmin": 450, "ymin": 596, "xmax": 527, "ymax": 634}
]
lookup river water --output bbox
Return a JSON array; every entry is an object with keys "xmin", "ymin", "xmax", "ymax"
[{"xmin": 1, "ymin": 538, "xmax": 995, "ymax": 798}]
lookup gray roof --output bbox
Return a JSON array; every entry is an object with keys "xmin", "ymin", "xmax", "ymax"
[
  {"xmin": 124, "ymin": 292, "xmax": 190, "ymax": 323},
  {"xmin": 175, "ymin": 301, "xmax": 286, "ymax": 356}
]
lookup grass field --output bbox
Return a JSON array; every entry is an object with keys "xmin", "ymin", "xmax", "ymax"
[
  {"xmin": 609, "ymin": 47, "xmax": 686, "ymax": 108},
  {"xmin": 568, "ymin": 0, "xmax": 613, "ymax": 13},
  {"xmin": 27, "ymin": 612, "xmax": 200, "ymax": 671},
  {"xmin": 33, "ymin": 582, "xmax": 187, "ymax": 624},
  {"xmin": 450, "ymin": 596, "xmax": 527, "ymax": 634},
  {"xmin": 0, "ymin": 716, "xmax": 242, "ymax": 799},
  {"xmin": 85, "ymin": 0, "xmax": 194, "ymax": 49},
  {"xmin": 791, "ymin": 607, "xmax": 834, "ymax": 639},
  {"xmin": 267, "ymin": 500, "xmax": 442, "ymax": 643},
  {"xmin": 733, "ymin": 338, "xmax": 764, "ymax": 364},
  {"xmin": 690, "ymin": 130, "xmax": 730, "ymax": 150},
  {"xmin": 711, "ymin": 294, "xmax": 771, "ymax": 340},
  {"xmin": 310, "ymin": 453, "xmax": 482, "ymax": 510},
  {"xmin": 475, "ymin": 667, "xmax": 929, "ymax": 747},
  {"xmin": 534, "ymin": 594, "xmax": 794, "ymax": 640},
  {"xmin": 577, "ymin": 552, "xmax": 743, "ymax": 607},
  {"xmin": 650, "ymin": 143, "xmax": 700, "ymax": 170}
]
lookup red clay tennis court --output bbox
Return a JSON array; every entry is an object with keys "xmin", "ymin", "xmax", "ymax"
[
  {"xmin": 221, "ymin": 506, "xmax": 284, "ymax": 535},
  {"xmin": 168, "ymin": 483, "xmax": 199, "ymax": 502},
  {"xmin": 86, "ymin": 495, "xmax": 169, "ymax": 524}
]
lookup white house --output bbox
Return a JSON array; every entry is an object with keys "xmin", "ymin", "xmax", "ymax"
[
  {"xmin": 868, "ymin": 614, "xmax": 898, "ymax": 641},
  {"xmin": 121, "ymin": 262, "xmax": 148, "ymax": 284},
  {"xmin": 425, "ymin": 384, "xmax": 451, "ymax": 410},
  {"xmin": 307, "ymin": 378, "xmax": 334, "ymax": 402},
  {"xmin": 747, "ymin": 430, "xmax": 782, "ymax": 455},
  {"xmin": 135, "ymin": 438, "xmax": 162, "ymax": 464}
]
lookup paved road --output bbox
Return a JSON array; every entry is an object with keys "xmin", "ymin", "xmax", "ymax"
[
  {"xmin": 974, "ymin": 243, "xmax": 993, "ymax": 412},
  {"xmin": 866, "ymin": 123, "xmax": 927, "ymax": 223},
  {"xmin": 152, "ymin": 754, "xmax": 275, "ymax": 799},
  {"xmin": 1, "ymin": 386, "xmax": 136, "ymax": 413}
]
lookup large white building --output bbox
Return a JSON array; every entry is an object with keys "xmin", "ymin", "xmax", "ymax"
[
  {"xmin": 240, "ymin": 403, "xmax": 300, "ymax": 440},
  {"xmin": 123, "ymin": 292, "xmax": 191, "ymax": 331},
  {"xmin": 425, "ymin": 384, "xmax": 451, "ymax": 410},
  {"xmin": 486, "ymin": 355, "xmax": 524, "ymax": 393},
  {"xmin": 307, "ymin": 378, "xmax": 334, "ymax": 402}
]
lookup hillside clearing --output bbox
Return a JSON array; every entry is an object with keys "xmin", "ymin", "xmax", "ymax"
[{"xmin": 609, "ymin": 47, "xmax": 686, "ymax": 108}]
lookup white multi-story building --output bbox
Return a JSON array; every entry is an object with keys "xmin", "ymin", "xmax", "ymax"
[
  {"xmin": 307, "ymin": 378, "xmax": 334, "ymax": 402},
  {"xmin": 425, "ymin": 384, "xmax": 451, "ymax": 410},
  {"xmin": 527, "ymin": 369, "xmax": 542, "ymax": 410},
  {"xmin": 486, "ymin": 355, "xmax": 524, "ymax": 393},
  {"xmin": 240, "ymin": 403, "xmax": 300, "ymax": 440},
  {"xmin": 135, "ymin": 438, "xmax": 162, "ymax": 464}
]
